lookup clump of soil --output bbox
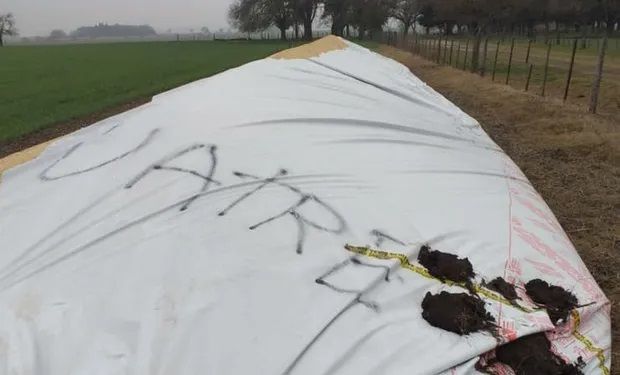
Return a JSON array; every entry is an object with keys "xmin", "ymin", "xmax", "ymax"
[
  {"xmin": 484, "ymin": 277, "xmax": 519, "ymax": 302},
  {"xmin": 418, "ymin": 245, "xmax": 475, "ymax": 285},
  {"xmin": 525, "ymin": 279, "xmax": 579, "ymax": 324},
  {"xmin": 495, "ymin": 333, "xmax": 584, "ymax": 375},
  {"xmin": 421, "ymin": 291, "xmax": 495, "ymax": 335}
]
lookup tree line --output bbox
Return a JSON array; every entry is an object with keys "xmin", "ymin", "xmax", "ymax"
[
  {"xmin": 228, "ymin": 0, "xmax": 321, "ymax": 40},
  {"xmin": 417, "ymin": 0, "xmax": 618, "ymax": 38},
  {"xmin": 228, "ymin": 0, "xmax": 619, "ymax": 41}
]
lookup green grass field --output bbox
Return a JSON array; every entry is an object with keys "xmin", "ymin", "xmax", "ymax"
[{"xmin": 0, "ymin": 40, "xmax": 297, "ymax": 143}]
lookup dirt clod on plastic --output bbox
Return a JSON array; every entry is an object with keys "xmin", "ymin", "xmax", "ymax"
[
  {"xmin": 418, "ymin": 245, "xmax": 475, "ymax": 285},
  {"xmin": 525, "ymin": 279, "xmax": 579, "ymax": 324},
  {"xmin": 495, "ymin": 333, "xmax": 584, "ymax": 375},
  {"xmin": 421, "ymin": 291, "xmax": 495, "ymax": 335},
  {"xmin": 484, "ymin": 277, "xmax": 519, "ymax": 302}
]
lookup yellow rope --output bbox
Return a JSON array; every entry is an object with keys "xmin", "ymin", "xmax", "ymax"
[
  {"xmin": 571, "ymin": 310, "xmax": 610, "ymax": 375},
  {"xmin": 344, "ymin": 244, "xmax": 528, "ymax": 311}
]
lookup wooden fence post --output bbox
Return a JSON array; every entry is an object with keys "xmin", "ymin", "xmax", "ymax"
[
  {"xmin": 563, "ymin": 38, "xmax": 578, "ymax": 102},
  {"xmin": 430, "ymin": 38, "xmax": 434, "ymax": 59},
  {"xmin": 541, "ymin": 42, "xmax": 552, "ymax": 97},
  {"xmin": 418, "ymin": 34, "xmax": 422, "ymax": 54},
  {"xmin": 428, "ymin": 38, "xmax": 433, "ymax": 59},
  {"xmin": 443, "ymin": 39, "xmax": 449, "ymax": 64},
  {"xmin": 525, "ymin": 39, "xmax": 533, "ymax": 63},
  {"xmin": 426, "ymin": 37, "xmax": 430, "ymax": 59},
  {"xmin": 505, "ymin": 38, "xmax": 515, "ymax": 85},
  {"xmin": 449, "ymin": 40, "xmax": 455, "ymax": 65},
  {"xmin": 463, "ymin": 39, "xmax": 470, "ymax": 70},
  {"xmin": 428, "ymin": 38, "xmax": 433, "ymax": 58},
  {"xmin": 418, "ymin": 35, "xmax": 422, "ymax": 54},
  {"xmin": 589, "ymin": 33, "xmax": 609, "ymax": 113},
  {"xmin": 470, "ymin": 32, "xmax": 482, "ymax": 73},
  {"xmin": 437, "ymin": 37, "xmax": 442, "ymax": 63},
  {"xmin": 456, "ymin": 41, "xmax": 461, "ymax": 67},
  {"xmin": 525, "ymin": 64, "xmax": 534, "ymax": 91},
  {"xmin": 480, "ymin": 37, "xmax": 489, "ymax": 76},
  {"xmin": 427, "ymin": 39, "xmax": 431, "ymax": 58},
  {"xmin": 492, "ymin": 40, "xmax": 500, "ymax": 81}
]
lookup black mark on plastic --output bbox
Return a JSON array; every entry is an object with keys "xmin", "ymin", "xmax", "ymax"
[
  {"xmin": 125, "ymin": 143, "xmax": 219, "ymax": 211},
  {"xmin": 219, "ymin": 170, "xmax": 346, "ymax": 254},
  {"xmin": 40, "ymin": 129, "xmax": 159, "ymax": 181}
]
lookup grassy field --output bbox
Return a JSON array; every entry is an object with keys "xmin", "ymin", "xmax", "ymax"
[
  {"xmin": 412, "ymin": 37, "xmax": 620, "ymax": 118},
  {"xmin": 0, "ymin": 40, "xmax": 296, "ymax": 143}
]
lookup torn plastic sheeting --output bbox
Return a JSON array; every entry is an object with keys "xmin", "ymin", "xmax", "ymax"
[{"xmin": 0, "ymin": 37, "xmax": 610, "ymax": 374}]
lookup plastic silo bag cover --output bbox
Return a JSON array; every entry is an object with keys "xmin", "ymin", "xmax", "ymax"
[{"xmin": 0, "ymin": 37, "xmax": 611, "ymax": 374}]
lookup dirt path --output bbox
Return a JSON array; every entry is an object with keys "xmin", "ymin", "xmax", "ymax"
[{"xmin": 379, "ymin": 46, "xmax": 620, "ymax": 372}]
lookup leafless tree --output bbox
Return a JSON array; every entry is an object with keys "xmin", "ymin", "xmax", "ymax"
[
  {"xmin": 294, "ymin": 0, "xmax": 320, "ymax": 40},
  {"xmin": 0, "ymin": 13, "xmax": 17, "ymax": 47},
  {"xmin": 229, "ymin": 0, "xmax": 293, "ymax": 40},
  {"xmin": 392, "ymin": 0, "xmax": 422, "ymax": 35}
]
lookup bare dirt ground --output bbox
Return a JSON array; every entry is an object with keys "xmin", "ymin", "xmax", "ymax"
[{"xmin": 379, "ymin": 45, "xmax": 620, "ymax": 372}]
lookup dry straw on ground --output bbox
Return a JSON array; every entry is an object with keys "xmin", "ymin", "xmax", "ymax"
[{"xmin": 270, "ymin": 35, "xmax": 347, "ymax": 59}]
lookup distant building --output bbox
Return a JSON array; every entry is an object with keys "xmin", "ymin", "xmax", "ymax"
[{"xmin": 71, "ymin": 23, "xmax": 157, "ymax": 38}]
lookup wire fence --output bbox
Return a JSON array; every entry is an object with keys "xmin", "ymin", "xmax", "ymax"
[{"xmin": 383, "ymin": 32, "xmax": 620, "ymax": 117}]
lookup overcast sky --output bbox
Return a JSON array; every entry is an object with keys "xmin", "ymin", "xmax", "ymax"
[{"xmin": 3, "ymin": 0, "xmax": 235, "ymax": 36}]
